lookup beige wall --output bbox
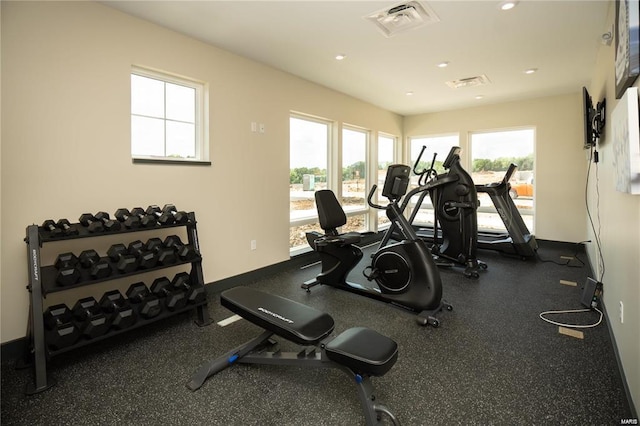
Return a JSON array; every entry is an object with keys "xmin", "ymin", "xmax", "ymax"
[
  {"xmin": 585, "ymin": 1, "xmax": 640, "ymax": 410},
  {"xmin": 2, "ymin": 2, "xmax": 637, "ymax": 412},
  {"xmin": 404, "ymin": 93, "xmax": 588, "ymax": 243},
  {"xmin": 0, "ymin": 1, "xmax": 402, "ymax": 343}
]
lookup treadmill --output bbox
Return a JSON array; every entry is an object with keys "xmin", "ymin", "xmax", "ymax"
[{"xmin": 474, "ymin": 163, "xmax": 538, "ymax": 258}]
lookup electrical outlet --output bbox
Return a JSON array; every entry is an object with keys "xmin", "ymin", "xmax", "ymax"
[
  {"xmin": 619, "ymin": 301, "xmax": 624, "ymax": 324},
  {"xmin": 251, "ymin": 240, "xmax": 257, "ymax": 251}
]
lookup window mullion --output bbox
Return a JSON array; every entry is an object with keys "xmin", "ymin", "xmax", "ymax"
[{"xmin": 163, "ymin": 82, "xmax": 167, "ymax": 158}]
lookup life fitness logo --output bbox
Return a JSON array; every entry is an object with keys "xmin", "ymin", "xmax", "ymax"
[{"xmin": 258, "ymin": 307, "xmax": 294, "ymax": 324}]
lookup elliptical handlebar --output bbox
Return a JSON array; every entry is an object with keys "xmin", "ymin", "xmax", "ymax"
[
  {"xmin": 367, "ymin": 185, "xmax": 386, "ymax": 210},
  {"xmin": 413, "ymin": 145, "xmax": 439, "ymax": 186},
  {"xmin": 412, "ymin": 145, "xmax": 428, "ymax": 176}
]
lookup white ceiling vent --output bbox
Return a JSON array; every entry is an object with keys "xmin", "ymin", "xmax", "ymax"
[
  {"xmin": 446, "ymin": 75, "xmax": 492, "ymax": 89},
  {"xmin": 365, "ymin": 1, "xmax": 440, "ymax": 38}
]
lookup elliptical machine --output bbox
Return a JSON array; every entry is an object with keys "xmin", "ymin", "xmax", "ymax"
[
  {"xmin": 303, "ymin": 164, "xmax": 452, "ymax": 327},
  {"xmin": 380, "ymin": 146, "xmax": 486, "ymax": 278}
]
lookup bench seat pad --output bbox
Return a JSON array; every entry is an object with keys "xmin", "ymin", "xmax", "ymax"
[
  {"xmin": 221, "ymin": 287, "xmax": 335, "ymax": 346},
  {"xmin": 325, "ymin": 327, "xmax": 398, "ymax": 376}
]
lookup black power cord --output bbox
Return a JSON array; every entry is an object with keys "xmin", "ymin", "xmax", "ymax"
[
  {"xmin": 535, "ymin": 240, "xmax": 589, "ymax": 267},
  {"xmin": 586, "ymin": 145, "xmax": 606, "ymax": 282}
]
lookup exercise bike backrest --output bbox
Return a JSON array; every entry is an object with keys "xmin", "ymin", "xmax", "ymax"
[{"xmin": 315, "ymin": 190, "xmax": 352, "ymax": 237}]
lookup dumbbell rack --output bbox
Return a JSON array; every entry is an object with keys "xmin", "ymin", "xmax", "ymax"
[{"xmin": 20, "ymin": 212, "xmax": 212, "ymax": 395}]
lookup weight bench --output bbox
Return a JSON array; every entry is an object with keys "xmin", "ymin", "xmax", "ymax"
[{"xmin": 188, "ymin": 286, "xmax": 400, "ymax": 425}]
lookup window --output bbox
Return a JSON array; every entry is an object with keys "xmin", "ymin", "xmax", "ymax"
[
  {"xmin": 341, "ymin": 126, "xmax": 369, "ymax": 213},
  {"xmin": 406, "ymin": 134, "xmax": 460, "ymax": 226},
  {"xmin": 470, "ymin": 128, "xmax": 535, "ymax": 231},
  {"xmin": 289, "ymin": 115, "xmax": 331, "ymax": 250},
  {"xmin": 131, "ymin": 67, "xmax": 208, "ymax": 163}
]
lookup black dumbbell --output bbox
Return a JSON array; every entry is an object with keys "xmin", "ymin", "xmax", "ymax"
[
  {"xmin": 162, "ymin": 204, "xmax": 189, "ymax": 224},
  {"xmin": 42, "ymin": 220, "xmax": 63, "ymax": 237},
  {"xmin": 114, "ymin": 208, "xmax": 141, "ymax": 229},
  {"xmin": 106, "ymin": 244, "xmax": 138, "ymax": 273},
  {"xmin": 130, "ymin": 207, "xmax": 157, "ymax": 228},
  {"xmin": 146, "ymin": 205, "xmax": 175, "ymax": 226},
  {"xmin": 172, "ymin": 272, "xmax": 206, "ymax": 304},
  {"xmin": 79, "ymin": 249, "xmax": 112, "ymax": 279},
  {"xmin": 144, "ymin": 238, "xmax": 177, "ymax": 265},
  {"xmin": 151, "ymin": 277, "xmax": 187, "ymax": 311},
  {"xmin": 54, "ymin": 252, "xmax": 81, "ymax": 286},
  {"xmin": 99, "ymin": 290, "xmax": 137, "ymax": 330},
  {"xmin": 94, "ymin": 211, "xmax": 121, "ymax": 232},
  {"xmin": 72, "ymin": 297, "xmax": 110, "ymax": 339},
  {"xmin": 163, "ymin": 235, "xmax": 198, "ymax": 261},
  {"xmin": 56, "ymin": 219, "xmax": 79, "ymax": 236},
  {"xmin": 126, "ymin": 282, "xmax": 162, "ymax": 319},
  {"xmin": 78, "ymin": 213, "xmax": 104, "ymax": 233},
  {"xmin": 127, "ymin": 240, "xmax": 158, "ymax": 269},
  {"xmin": 43, "ymin": 304, "xmax": 81, "ymax": 350}
]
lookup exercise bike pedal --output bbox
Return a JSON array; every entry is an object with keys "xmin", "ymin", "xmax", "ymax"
[{"xmin": 416, "ymin": 316, "xmax": 440, "ymax": 327}]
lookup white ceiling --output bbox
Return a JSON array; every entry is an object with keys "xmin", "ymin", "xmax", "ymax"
[{"xmin": 103, "ymin": 0, "xmax": 611, "ymax": 115}]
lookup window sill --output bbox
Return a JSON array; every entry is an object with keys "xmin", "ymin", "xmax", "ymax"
[{"xmin": 132, "ymin": 158, "xmax": 211, "ymax": 166}]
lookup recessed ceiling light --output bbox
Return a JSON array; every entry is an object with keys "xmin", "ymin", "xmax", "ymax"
[
  {"xmin": 335, "ymin": 54, "xmax": 347, "ymax": 61},
  {"xmin": 475, "ymin": 95, "xmax": 484, "ymax": 100},
  {"xmin": 524, "ymin": 68, "xmax": 538, "ymax": 74},
  {"xmin": 437, "ymin": 61, "xmax": 449, "ymax": 68},
  {"xmin": 406, "ymin": 91, "xmax": 414, "ymax": 96},
  {"xmin": 499, "ymin": 1, "xmax": 518, "ymax": 11}
]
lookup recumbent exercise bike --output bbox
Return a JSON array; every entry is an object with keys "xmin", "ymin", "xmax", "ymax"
[{"xmin": 303, "ymin": 163, "xmax": 451, "ymax": 327}]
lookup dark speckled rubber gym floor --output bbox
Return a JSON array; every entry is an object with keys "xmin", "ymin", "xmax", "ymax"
[{"xmin": 1, "ymin": 241, "xmax": 634, "ymax": 425}]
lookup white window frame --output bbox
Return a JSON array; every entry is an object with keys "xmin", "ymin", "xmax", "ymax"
[
  {"xmin": 373, "ymin": 132, "xmax": 399, "ymax": 231},
  {"xmin": 131, "ymin": 66, "xmax": 209, "ymax": 164},
  {"xmin": 340, "ymin": 124, "xmax": 370, "ymax": 215}
]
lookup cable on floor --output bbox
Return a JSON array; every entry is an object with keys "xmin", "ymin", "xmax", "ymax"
[{"xmin": 539, "ymin": 307, "xmax": 603, "ymax": 328}]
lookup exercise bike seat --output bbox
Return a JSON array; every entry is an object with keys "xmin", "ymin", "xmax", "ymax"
[
  {"xmin": 315, "ymin": 190, "xmax": 362, "ymax": 244},
  {"xmin": 221, "ymin": 286, "xmax": 335, "ymax": 346}
]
